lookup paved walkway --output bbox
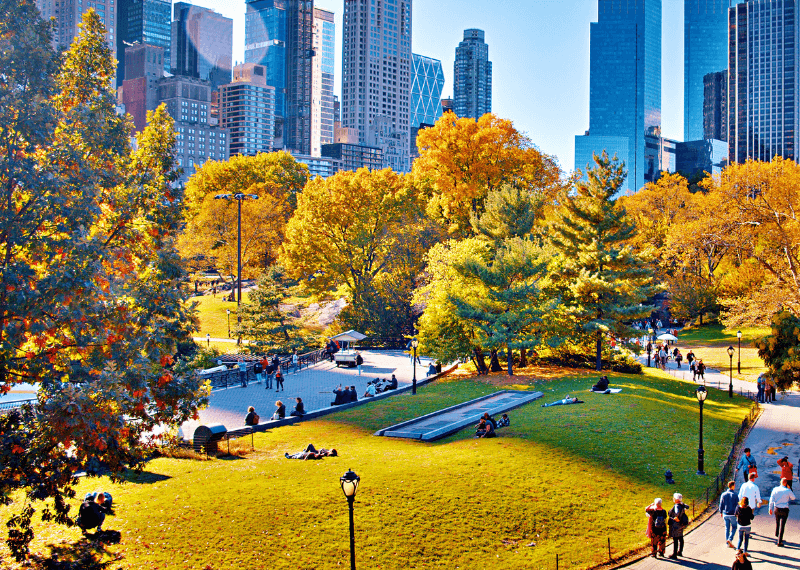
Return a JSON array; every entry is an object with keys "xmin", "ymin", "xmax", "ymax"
[
  {"xmin": 179, "ymin": 350, "xmax": 433, "ymax": 438},
  {"xmin": 627, "ymin": 392, "xmax": 800, "ymax": 570}
]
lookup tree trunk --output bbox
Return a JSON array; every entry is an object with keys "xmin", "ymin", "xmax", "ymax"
[
  {"xmin": 595, "ymin": 332, "xmax": 602, "ymax": 372},
  {"xmin": 490, "ymin": 349, "xmax": 502, "ymax": 372},
  {"xmin": 507, "ymin": 349, "xmax": 514, "ymax": 376},
  {"xmin": 520, "ymin": 348, "xmax": 528, "ymax": 368},
  {"xmin": 473, "ymin": 348, "xmax": 488, "ymax": 375}
]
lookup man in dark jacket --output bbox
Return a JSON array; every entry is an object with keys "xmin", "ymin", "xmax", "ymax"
[
  {"xmin": 331, "ymin": 385, "xmax": 348, "ymax": 406},
  {"xmin": 77, "ymin": 493, "xmax": 107, "ymax": 534},
  {"xmin": 387, "ymin": 374, "xmax": 398, "ymax": 390}
]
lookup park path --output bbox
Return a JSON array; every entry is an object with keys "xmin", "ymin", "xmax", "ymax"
[{"xmin": 626, "ymin": 391, "xmax": 800, "ymax": 570}]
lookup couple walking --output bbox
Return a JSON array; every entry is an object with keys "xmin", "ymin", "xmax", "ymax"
[{"xmin": 645, "ymin": 494, "xmax": 689, "ymax": 559}]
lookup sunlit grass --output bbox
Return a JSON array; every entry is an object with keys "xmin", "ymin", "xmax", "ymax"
[
  {"xmin": 0, "ymin": 367, "xmax": 754, "ymax": 570},
  {"xmin": 675, "ymin": 324, "xmax": 769, "ymax": 383}
]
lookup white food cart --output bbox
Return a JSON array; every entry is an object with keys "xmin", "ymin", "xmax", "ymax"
[{"xmin": 331, "ymin": 330, "xmax": 367, "ymax": 367}]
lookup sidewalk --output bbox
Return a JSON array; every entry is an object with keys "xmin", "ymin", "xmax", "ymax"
[{"xmin": 627, "ymin": 392, "xmax": 800, "ymax": 570}]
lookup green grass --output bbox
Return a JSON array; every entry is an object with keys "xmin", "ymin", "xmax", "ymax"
[
  {"xmin": 190, "ymin": 294, "xmax": 249, "ymax": 339},
  {"xmin": 675, "ymin": 324, "xmax": 770, "ymax": 383},
  {"xmin": 0, "ymin": 367, "xmax": 755, "ymax": 570}
]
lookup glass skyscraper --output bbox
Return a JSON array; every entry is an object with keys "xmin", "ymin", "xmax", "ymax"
[
  {"xmin": 172, "ymin": 3, "xmax": 234, "ymax": 92},
  {"xmin": 453, "ymin": 29, "xmax": 492, "ymax": 119},
  {"xmin": 311, "ymin": 8, "xmax": 335, "ymax": 157},
  {"xmin": 116, "ymin": 0, "xmax": 172, "ymax": 88},
  {"xmin": 574, "ymin": 0, "xmax": 661, "ymax": 194},
  {"xmin": 684, "ymin": 0, "xmax": 732, "ymax": 142},
  {"xmin": 728, "ymin": 0, "xmax": 799, "ymax": 163},
  {"xmin": 410, "ymin": 54, "xmax": 445, "ymax": 128},
  {"xmin": 245, "ymin": 0, "xmax": 313, "ymax": 155}
]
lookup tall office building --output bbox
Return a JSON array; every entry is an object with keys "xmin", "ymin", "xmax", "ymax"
[
  {"xmin": 453, "ymin": 29, "xmax": 492, "ymax": 119},
  {"xmin": 703, "ymin": 70, "xmax": 727, "ymax": 141},
  {"xmin": 729, "ymin": 0, "xmax": 799, "ymax": 163},
  {"xmin": 411, "ymin": 54, "xmax": 445, "ymax": 128},
  {"xmin": 245, "ymin": 0, "xmax": 313, "ymax": 154},
  {"xmin": 116, "ymin": 0, "xmax": 172, "ymax": 87},
  {"xmin": 172, "ymin": 3, "xmax": 233, "ymax": 92},
  {"xmin": 120, "ymin": 43, "xmax": 165, "ymax": 132},
  {"xmin": 34, "ymin": 0, "xmax": 116, "ymax": 56},
  {"xmin": 219, "ymin": 63, "xmax": 277, "ymax": 157},
  {"xmin": 311, "ymin": 7, "xmax": 335, "ymax": 157},
  {"xmin": 574, "ymin": 0, "xmax": 661, "ymax": 194},
  {"xmin": 684, "ymin": 0, "xmax": 732, "ymax": 142},
  {"xmin": 341, "ymin": 0, "xmax": 413, "ymax": 173}
]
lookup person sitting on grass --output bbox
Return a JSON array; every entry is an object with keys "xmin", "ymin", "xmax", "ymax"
[
  {"xmin": 481, "ymin": 412, "xmax": 497, "ymax": 429},
  {"xmin": 285, "ymin": 444, "xmax": 338, "ymax": 460},
  {"xmin": 475, "ymin": 419, "xmax": 488, "ymax": 438},
  {"xmin": 497, "ymin": 413, "xmax": 510, "ymax": 428},
  {"xmin": 272, "ymin": 400, "xmax": 286, "ymax": 420},
  {"xmin": 290, "ymin": 397, "xmax": 305, "ymax": 417},
  {"xmin": 244, "ymin": 406, "xmax": 260, "ymax": 426},
  {"xmin": 591, "ymin": 375, "xmax": 610, "ymax": 392},
  {"xmin": 475, "ymin": 419, "xmax": 496, "ymax": 439},
  {"xmin": 76, "ymin": 492, "xmax": 110, "ymax": 534}
]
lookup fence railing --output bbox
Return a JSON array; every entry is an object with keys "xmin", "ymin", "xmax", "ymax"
[
  {"xmin": 205, "ymin": 347, "xmax": 329, "ymax": 390},
  {"xmin": 0, "ymin": 399, "xmax": 36, "ymax": 415}
]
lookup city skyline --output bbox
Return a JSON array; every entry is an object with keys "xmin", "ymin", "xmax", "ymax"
[{"xmin": 193, "ymin": 0, "xmax": 688, "ymax": 177}]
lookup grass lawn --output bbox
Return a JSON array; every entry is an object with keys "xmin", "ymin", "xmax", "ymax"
[
  {"xmin": 0, "ymin": 366, "xmax": 755, "ymax": 570},
  {"xmin": 190, "ymin": 294, "xmax": 249, "ymax": 340},
  {"xmin": 674, "ymin": 324, "xmax": 770, "ymax": 383}
]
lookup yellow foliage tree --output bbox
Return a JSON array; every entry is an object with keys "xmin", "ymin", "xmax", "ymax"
[
  {"xmin": 413, "ymin": 113, "xmax": 561, "ymax": 235},
  {"xmin": 179, "ymin": 152, "xmax": 308, "ymax": 278}
]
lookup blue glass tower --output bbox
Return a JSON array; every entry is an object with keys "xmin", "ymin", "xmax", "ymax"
[
  {"xmin": 684, "ymin": 0, "xmax": 733, "ymax": 142},
  {"xmin": 410, "ymin": 54, "xmax": 445, "ymax": 128},
  {"xmin": 575, "ymin": 0, "xmax": 661, "ymax": 194}
]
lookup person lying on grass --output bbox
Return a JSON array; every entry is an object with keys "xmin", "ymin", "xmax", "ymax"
[
  {"xmin": 542, "ymin": 395, "xmax": 584, "ymax": 407},
  {"xmin": 284, "ymin": 444, "xmax": 339, "ymax": 460}
]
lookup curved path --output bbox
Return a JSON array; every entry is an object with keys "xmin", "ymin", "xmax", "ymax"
[{"xmin": 626, "ymin": 392, "xmax": 800, "ymax": 569}]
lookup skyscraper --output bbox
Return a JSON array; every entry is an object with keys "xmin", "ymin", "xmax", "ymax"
[
  {"xmin": 116, "ymin": 0, "xmax": 172, "ymax": 87},
  {"xmin": 684, "ymin": 0, "xmax": 731, "ymax": 142},
  {"xmin": 220, "ymin": 63, "xmax": 277, "ymax": 157},
  {"xmin": 574, "ymin": 0, "xmax": 661, "ymax": 194},
  {"xmin": 728, "ymin": 0, "xmax": 799, "ymax": 163},
  {"xmin": 245, "ymin": 0, "xmax": 313, "ymax": 155},
  {"xmin": 311, "ymin": 7, "xmax": 335, "ymax": 157},
  {"xmin": 34, "ymin": 0, "xmax": 115, "ymax": 57},
  {"xmin": 341, "ymin": 0, "xmax": 413, "ymax": 173},
  {"xmin": 453, "ymin": 29, "xmax": 492, "ymax": 119},
  {"xmin": 411, "ymin": 54, "xmax": 445, "ymax": 129},
  {"xmin": 121, "ymin": 43, "xmax": 165, "ymax": 132},
  {"xmin": 703, "ymin": 70, "xmax": 727, "ymax": 141},
  {"xmin": 172, "ymin": 3, "xmax": 233, "ymax": 92}
]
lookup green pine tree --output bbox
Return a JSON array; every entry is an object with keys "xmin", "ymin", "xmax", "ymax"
[
  {"xmin": 549, "ymin": 152, "xmax": 657, "ymax": 371},
  {"xmin": 235, "ymin": 266, "xmax": 301, "ymax": 351}
]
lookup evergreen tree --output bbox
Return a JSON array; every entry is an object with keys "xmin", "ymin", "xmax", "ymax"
[
  {"xmin": 235, "ymin": 266, "xmax": 300, "ymax": 351},
  {"xmin": 549, "ymin": 153, "xmax": 656, "ymax": 371}
]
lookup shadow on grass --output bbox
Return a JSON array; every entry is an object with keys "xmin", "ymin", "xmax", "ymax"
[
  {"xmin": 123, "ymin": 471, "xmax": 171, "ymax": 484},
  {"xmin": 28, "ymin": 532, "xmax": 122, "ymax": 570},
  {"xmin": 215, "ymin": 454, "xmax": 246, "ymax": 461}
]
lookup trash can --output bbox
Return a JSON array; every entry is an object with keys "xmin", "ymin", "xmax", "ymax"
[{"xmin": 193, "ymin": 424, "xmax": 227, "ymax": 453}]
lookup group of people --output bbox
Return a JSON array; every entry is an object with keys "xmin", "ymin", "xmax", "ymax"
[
  {"xmin": 646, "ymin": 343, "xmax": 708, "ymax": 380},
  {"xmin": 474, "ymin": 413, "xmax": 510, "ymax": 438},
  {"xmin": 284, "ymin": 443, "xmax": 338, "ymax": 460},
  {"xmin": 331, "ymin": 384, "xmax": 359, "ymax": 405},
  {"xmin": 362, "ymin": 375, "xmax": 398, "ymax": 397},
  {"xmin": 756, "ymin": 374, "xmax": 777, "ymax": 403},
  {"xmin": 645, "ymin": 449, "xmax": 796, "ymax": 564},
  {"xmin": 244, "ymin": 397, "xmax": 305, "ymax": 425}
]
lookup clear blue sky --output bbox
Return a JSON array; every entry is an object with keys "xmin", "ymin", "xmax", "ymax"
[{"xmin": 197, "ymin": 0, "xmax": 685, "ymax": 175}]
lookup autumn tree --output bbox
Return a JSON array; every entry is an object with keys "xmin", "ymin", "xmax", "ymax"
[
  {"xmin": 548, "ymin": 153, "xmax": 657, "ymax": 370},
  {"xmin": 0, "ymin": 8, "xmax": 207, "ymax": 558},
  {"xmin": 179, "ymin": 152, "xmax": 309, "ymax": 278},
  {"xmin": 280, "ymin": 168, "xmax": 428, "ymax": 336},
  {"xmin": 756, "ymin": 310, "xmax": 800, "ymax": 391},
  {"xmin": 413, "ymin": 113, "xmax": 562, "ymax": 235}
]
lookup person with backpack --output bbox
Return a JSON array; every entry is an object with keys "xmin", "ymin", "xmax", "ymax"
[
  {"xmin": 645, "ymin": 498, "xmax": 668, "ymax": 557},
  {"xmin": 736, "ymin": 449, "xmax": 757, "ymax": 486},
  {"xmin": 668, "ymin": 493, "xmax": 689, "ymax": 559},
  {"xmin": 253, "ymin": 358, "xmax": 264, "ymax": 385},
  {"xmin": 244, "ymin": 406, "xmax": 259, "ymax": 426}
]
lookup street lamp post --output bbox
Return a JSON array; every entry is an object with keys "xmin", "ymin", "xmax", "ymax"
[
  {"xmin": 647, "ymin": 342, "xmax": 652, "ymax": 368},
  {"xmin": 727, "ymin": 345, "xmax": 735, "ymax": 398},
  {"xmin": 206, "ymin": 333, "xmax": 210, "ymax": 349},
  {"xmin": 226, "ymin": 309, "xmax": 231, "ymax": 338},
  {"xmin": 340, "ymin": 469, "xmax": 361, "ymax": 570},
  {"xmin": 696, "ymin": 386, "xmax": 707, "ymax": 475},
  {"xmin": 214, "ymin": 193, "xmax": 259, "ymax": 344},
  {"xmin": 737, "ymin": 330, "xmax": 742, "ymax": 374},
  {"xmin": 411, "ymin": 338, "xmax": 419, "ymax": 395}
]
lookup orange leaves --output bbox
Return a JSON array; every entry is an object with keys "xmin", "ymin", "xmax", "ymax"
[
  {"xmin": 159, "ymin": 354, "xmax": 174, "ymax": 367},
  {"xmin": 11, "ymin": 445, "xmax": 25, "ymax": 454},
  {"xmin": 158, "ymin": 372, "xmax": 173, "ymax": 387}
]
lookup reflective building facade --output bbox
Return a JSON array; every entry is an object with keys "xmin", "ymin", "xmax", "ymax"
[
  {"xmin": 728, "ymin": 0, "xmax": 799, "ymax": 163},
  {"xmin": 116, "ymin": 0, "xmax": 172, "ymax": 87},
  {"xmin": 453, "ymin": 29, "xmax": 492, "ymax": 119},
  {"xmin": 171, "ymin": 3, "xmax": 233, "ymax": 92},
  {"xmin": 575, "ymin": 0, "xmax": 661, "ymax": 194},
  {"xmin": 684, "ymin": 0, "xmax": 732, "ymax": 142},
  {"xmin": 219, "ymin": 63, "xmax": 276, "ymax": 157},
  {"xmin": 411, "ymin": 54, "xmax": 445, "ymax": 128},
  {"xmin": 245, "ymin": 0, "xmax": 313, "ymax": 154},
  {"xmin": 311, "ymin": 7, "xmax": 335, "ymax": 157}
]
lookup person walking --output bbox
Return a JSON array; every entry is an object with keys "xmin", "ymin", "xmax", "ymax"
[
  {"xmin": 686, "ymin": 350, "xmax": 695, "ymax": 368},
  {"xmin": 262, "ymin": 354, "xmax": 272, "ymax": 390},
  {"xmin": 253, "ymin": 358, "xmax": 264, "ymax": 385},
  {"xmin": 768, "ymin": 375, "xmax": 777, "ymax": 402},
  {"xmin": 674, "ymin": 349, "xmax": 683, "ymax": 369},
  {"xmin": 720, "ymin": 480, "xmax": 739, "ymax": 548},
  {"xmin": 237, "ymin": 357, "xmax": 248, "ymax": 388},
  {"xmin": 731, "ymin": 549, "xmax": 752, "ymax": 570},
  {"xmin": 777, "ymin": 456, "xmax": 794, "ymax": 490},
  {"xmin": 291, "ymin": 350, "xmax": 299, "ymax": 374},
  {"xmin": 658, "ymin": 346, "xmax": 667, "ymax": 370},
  {"xmin": 274, "ymin": 369, "xmax": 284, "ymax": 392},
  {"xmin": 696, "ymin": 359, "xmax": 706, "ymax": 383},
  {"xmin": 736, "ymin": 449, "xmax": 757, "ymax": 486},
  {"xmin": 356, "ymin": 352, "xmax": 363, "ymax": 376},
  {"xmin": 756, "ymin": 374, "xmax": 766, "ymax": 403},
  {"xmin": 645, "ymin": 498, "xmax": 668, "ymax": 558},
  {"xmin": 668, "ymin": 492, "xmax": 689, "ymax": 559},
  {"xmin": 690, "ymin": 359, "xmax": 698, "ymax": 381},
  {"xmin": 768, "ymin": 477, "xmax": 796, "ymax": 547},
  {"xmin": 734, "ymin": 496, "xmax": 755, "ymax": 554},
  {"xmin": 738, "ymin": 472, "xmax": 763, "ymax": 513}
]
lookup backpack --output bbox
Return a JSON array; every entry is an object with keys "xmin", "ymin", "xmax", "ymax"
[
  {"xmin": 253, "ymin": 362, "xmax": 263, "ymax": 374},
  {"xmin": 653, "ymin": 515, "xmax": 666, "ymax": 532},
  {"xmin": 252, "ymin": 413, "xmax": 260, "ymax": 424},
  {"xmin": 77, "ymin": 501, "xmax": 99, "ymax": 529}
]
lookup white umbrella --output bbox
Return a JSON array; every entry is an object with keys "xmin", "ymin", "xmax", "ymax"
[{"xmin": 657, "ymin": 333, "xmax": 678, "ymax": 341}]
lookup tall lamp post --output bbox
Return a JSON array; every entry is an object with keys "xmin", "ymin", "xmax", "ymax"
[
  {"xmin": 727, "ymin": 345, "xmax": 735, "ymax": 398},
  {"xmin": 214, "ymin": 193, "xmax": 259, "ymax": 343},
  {"xmin": 737, "ymin": 330, "xmax": 742, "ymax": 374},
  {"xmin": 340, "ymin": 469, "xmax": 360, "ymax": 570},
  {"xmin": 411, "ymin": 338, "xmax": 419, "ymax": 395},
  {"xmin": 206, "ymin": 333, "xmax": 210, "ymax": 349},
  {"xmin": 226, "ymin": 309, "xmax": 231, "ymax": 338},
  {"xmin": 696, "ymin": 386, "xmax": 707, "ymax": 475}
]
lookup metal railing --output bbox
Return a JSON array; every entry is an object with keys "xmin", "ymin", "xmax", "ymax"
[
  {"xmin": 204, "ymin": 347, "xmax": 329, "ymax": 390},
  {"xmin": 0, "ymin": 399, "xmax": 37, "ymax": 415}
]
